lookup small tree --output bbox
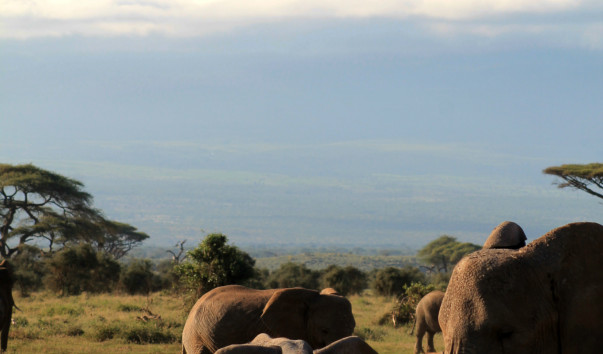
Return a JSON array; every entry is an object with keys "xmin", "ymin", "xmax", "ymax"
[
  {"xmin": 417, "ymin": 236, "xmax": 480, "ymax": 273},
  {"xmin": 543, "ymin": 163, "xmax": 603, "ymax": 200},
  {"xmin": 266, "ymin": 262, "xmax": 320, "ymax": 290},
  {"xmin": 176, "ymin": 233, "xmax": 255, "ymax": 299},
  {"xmin": 372, "ymin": 266, "xmax": 425, "ymax": 297},
  {"xmin": 320, "ymin": 265, "xmax": 367, "ymax": 296}
]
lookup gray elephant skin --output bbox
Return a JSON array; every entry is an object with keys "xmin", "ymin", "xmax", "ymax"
[
  {"xmin": 0, "ymin": 260, "xmax": 16, "ymax": 353},
  {"xmin": 412, "ymin": 290, "xmax": 444, "ymax": 354},
  {"xmin": 482, "ymin": 221, "xmax": 526, "ymax": 249},
  {"xmin": 181, "ymin": 285, "xmax": 356, "ymax": 354},
  {"xmin": 439, "ymin": 222, "xmax": 603, "ymax": 353},
  {"xmin": 215, "ymin": 334, "xmax": 377, "ymax": 354},
  {"xmin": 215, "ymin": 333, "xmax": 313, "ymax": 354}
]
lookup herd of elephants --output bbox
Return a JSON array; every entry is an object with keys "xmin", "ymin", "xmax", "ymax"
[{"xmin": 1, "ymin": 221, "xmax": 602, "ymax": 353}]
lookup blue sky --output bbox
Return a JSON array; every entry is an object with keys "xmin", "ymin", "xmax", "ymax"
[{"xmin": 1, "ymin": 0, "xmax": 602, "ymax": 248}]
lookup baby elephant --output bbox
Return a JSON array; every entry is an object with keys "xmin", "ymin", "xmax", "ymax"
[
  {"xmin": 411, "ymin": 290, "xmax": 445, "ymax": 354},
  {"xmin": 215, "ymin": 334, "xmax": 377, "ymax": 354}
]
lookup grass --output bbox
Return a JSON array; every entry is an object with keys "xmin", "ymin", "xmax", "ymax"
[{"xmin": 7, "ymin": 290, "xmax": 442, "ymax": 354}]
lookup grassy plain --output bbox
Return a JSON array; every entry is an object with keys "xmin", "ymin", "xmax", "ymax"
[{"xmin": 8, "ymin": 290, "xmax": 442, "ymax": 354}]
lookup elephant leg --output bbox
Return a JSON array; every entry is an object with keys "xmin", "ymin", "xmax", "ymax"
[
  {"xmin": 414, "ymin": 330, "xmax": 425, "ymax": 354},
  {"xmin": 426, "ymin": 331, "xmax": 436, "ymax": 353}
]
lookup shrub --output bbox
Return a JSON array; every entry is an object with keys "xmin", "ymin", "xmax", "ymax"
[
  {"xmin": 266, "ymin": 262, "xmax": 320, "ymax": 290},
  {"xmin": 372, "ymin": 266, "xmax": 425, "ymax": 296},
  {"xmin": 120, "ymin": 259, "xmax": 155, "ymax": 295},
  {"xmin": 176, "ymin": 233, "xmax": 255, "ymax": 299},
  {"xmin": 11, "ymin": 244, "xmax": 47, "ymax": 296},
  {"xmin": 320, "ymin": 265, "xmax": 367, "ymax": 296},
  {"xmin": 387, "ymin": 282, "xmax": 436, "ymax": 327},
  {"xmin": 44, "ymin": 244, "xmax": 120, "ymax": 295}
]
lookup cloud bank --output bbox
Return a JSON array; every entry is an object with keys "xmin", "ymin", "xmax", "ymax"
[{"xmin": 1, "ymin": 0, "xmax": 602, "ymax": 45}]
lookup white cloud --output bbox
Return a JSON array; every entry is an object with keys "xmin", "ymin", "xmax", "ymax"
[{"xmin": 0, "ymin": 0, "xmax": 601, "ymax": 41}]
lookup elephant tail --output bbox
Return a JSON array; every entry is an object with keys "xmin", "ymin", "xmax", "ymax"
[{"xmin": 410, "ymin": 316, "xmax": 416, "ymax": 335}]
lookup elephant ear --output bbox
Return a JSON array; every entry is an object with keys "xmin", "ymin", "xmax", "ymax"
[{"xmin": 260, "ymin": 288, "xmax": 319, "ymax": 340}]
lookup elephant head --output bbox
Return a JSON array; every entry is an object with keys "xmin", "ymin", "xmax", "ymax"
[
  {"xmin": 260, "ymin": 288, "xmax": 355, "ymax": 349},
  {"xmin": 482, "ymin": 221, "xmax": 526, "ymax": 249},
  {"xmin": 439, "ymin": 222, "xmax": 603, "ymax": 354}
]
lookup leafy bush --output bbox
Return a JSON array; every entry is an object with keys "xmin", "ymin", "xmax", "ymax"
[
  {"xmin": 176, "ymin": 233, "xmax": 255, "ymax": 299},
  {"xmin": 11, "ymin": 244, "xmax": 48, "ymax": 296},
  {"xmin": 266, "ymin": 262, "xmax": 320, "ymax": 290},
  {"xmin": 387, "ymin": 282, "xmax": 436, "ymax": 327},
  {"xmin": 120, "ymin": 259, "xmax": 155, "ymax": 295},
  {"xmin": 44, "ymin": 244, "xmax": 120, "ymax": 295},
  {"xmin": 372, "ymin": 266, "xmax": 425, "ymax": 296},
  {"xmin": 320, "ymin": 265, "xmax": 367, "ymax": 296}
]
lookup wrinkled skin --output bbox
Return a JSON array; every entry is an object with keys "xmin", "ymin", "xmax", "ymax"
[
  {"xmin": 182, "ymin": 285, "xmax": 356, "ymax": 354},
  {"xmin": 215, "ymin": 333, "xmax": 313, "ymax": 354},
  {"xmin": 440, "ymin": 222, "xmax": 603, "ymax": 354},
  {"xmin": 483, "ymin": 221, "xmax": 527, "ymax": 249},
  {"xmin": 314, "ymin": 336, "xmax": 378, "ymax": 354},
  {"xmin": 412, "ymin": 290, "xmax": 445, "ymax": 354},
  {"xmin": 0, "ymin": 260, "xmax": 16, "ymax": 353}
]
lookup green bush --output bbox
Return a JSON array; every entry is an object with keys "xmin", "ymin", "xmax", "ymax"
[
  {"xmin": 44, "ymin": 244, "xmax": 121, "ymax": 295},
  {"xmin": 372, "ymin": 266, "xmax": 425, "ymax": 297},
  {"xmin": 11, "ymin": 244, "xmax": 48, "ymax": 296},
  {"xmin": 320, "ymin": 265, "xmax": 367, "ymax": 296},
  {"xmin": 176, "ymin": 233, "xmax": 255, "ymax": 299},
  {"xmin": 387, "ymin": 282, "xmax": 436, "ymax": 327},
  {"xmin": 120, "ymin": 259, "xmax": 155, "ymax": 295},
  {"xmin": 266, "ymin": 262, "xmax": 320, "ymax": 290}
]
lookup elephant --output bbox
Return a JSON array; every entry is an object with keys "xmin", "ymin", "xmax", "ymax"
[
  {"xmin": 319, "ymin": 288, "xmax": 341, "ymax": 296},
  {"xmin": 0, "ymin": 260, "xmax": 16, "ymax": 353},
  {"xmin": 482, "ymin": 221, "xmax": 526, "ymax": 249},
  {"xmin": 411, "ymin": 290, "xmax": 445, "ymax": 354},
  {"xmin": 215, "ymin": 333, "xmax": 313, "ymax": 354},
  {"xmin": 439, "ymin": 222, "xmax": 603, "ymax": 353},
  {"xmin": 181, "ymin": 285, "xmax": 356, "ymax": 354},
  {"xmin": 215, "ymin": 334, "xmax": 377, "ymax": 354},
  {"xmin": 314, "ymin": 335, "xmax": 378, "ymax": 354}
]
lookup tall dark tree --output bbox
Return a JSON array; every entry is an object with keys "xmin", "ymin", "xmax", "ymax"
[
  {"xmin": 543, "ymin": 163, "xmax": 603, "ymax": 200},
  {"xmin": 0, "ymin": 163, "xmax": 148, "ymax": 258},
  {"xmin": 417, "ymin": 235, "xmax": 480, "ymax": 273}
]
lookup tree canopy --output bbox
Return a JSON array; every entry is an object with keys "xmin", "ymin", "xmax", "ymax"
[
  {"xmin": 417, "ymin": 235, "xmax": 480, "ymax": 273},
  {"xmin": 0, "ymin": 163, "xmax": 148, "ymax": 258},
  {"xmin": 543, "ymin": 163, "xmax": 603, "ymax": 200}
]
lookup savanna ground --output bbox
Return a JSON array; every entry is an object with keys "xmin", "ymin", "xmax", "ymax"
[{"xmin": 7, "ymin": 290, "xmax": 443, "ymax": 354}]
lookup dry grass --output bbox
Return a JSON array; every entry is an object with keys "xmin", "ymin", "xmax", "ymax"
[{"xmin": 8, "ymin": 290, "xmax": 442, "ymax": 353}]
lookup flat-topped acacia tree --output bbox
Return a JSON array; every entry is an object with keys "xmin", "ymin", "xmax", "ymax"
[
  {"xmin": 543, "ymin": 163, "xmax": 603, "ymax": 201},
  {"xmin": 0, "ymin": 163, "xmax": 148, "ymax": 258}
]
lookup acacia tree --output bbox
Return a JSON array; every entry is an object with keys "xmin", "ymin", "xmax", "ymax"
[
  {"xmin": 543, "ymin": 163, "xmax": 603, "ymax": 200},
  {"xmin": 0, "ymin": 163, "xmax": 148, "ymax": 258},
  {"xmin": 417, "ymin": 235, "xmax": 480, "ymax": 273}
]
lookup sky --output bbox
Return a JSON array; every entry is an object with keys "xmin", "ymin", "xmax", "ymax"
[{"xmin": 1, "ymin": 0, "xmax": 602, "ymax": 249}]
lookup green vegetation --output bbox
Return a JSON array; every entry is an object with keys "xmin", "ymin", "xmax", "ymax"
[
  {"xmin": 372, "ymin": 266, "xmax": 425, "ymax": 297},
  {"xmin": 175, "ymin": 233, "xmax": 256, "ymax": 299},
  {"xmin": 417, "ymin": 235, "xmax": 480, "ymax": 273},
  {"xmin": 544, "ymin": 163, "xmax": 603, "ymax": 200}
]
